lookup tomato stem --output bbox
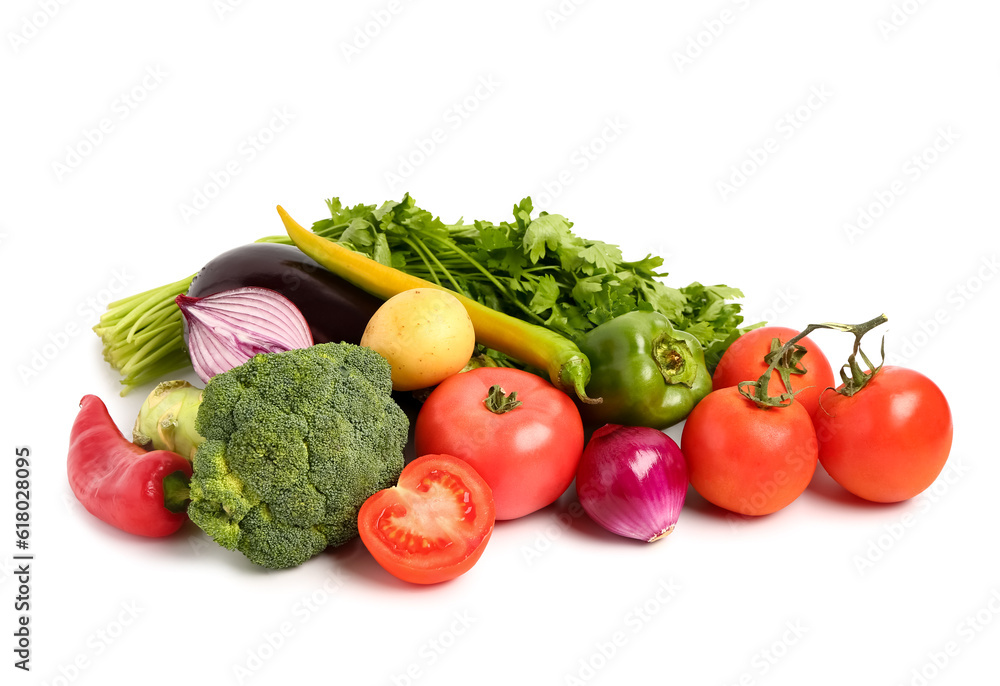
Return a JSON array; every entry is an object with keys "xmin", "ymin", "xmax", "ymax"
[
  {"xmin": 483, "ymin": 385, "xmax": 524, "ymax": 414},
  {"xmin": 737, "ymin": 314, "xmax": 888, "ymax": 408},
  {"xmin": 828, "ymin": 314, "xmax": 889, "ymax": 398}
]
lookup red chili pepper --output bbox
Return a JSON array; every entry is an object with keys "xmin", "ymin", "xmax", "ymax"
[{"xmin": 68, "ymin": 395, "xmax": 192, "ymax": 537}]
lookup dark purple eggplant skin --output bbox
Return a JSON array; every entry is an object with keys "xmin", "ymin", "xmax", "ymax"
[
  {"xmin": 187, "ymin": 242, "xmax": 421, "ymax": 462},
  {"xmin": 187, "ymin": 242, "xmax": 384, "ymax": 345}
]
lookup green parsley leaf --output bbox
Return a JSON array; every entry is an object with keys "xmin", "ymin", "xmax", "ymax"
[
  {"xmin": 522, "ymin": 214, "xmax": 572, "ymax": 264},
  {"xmin": 578, "ymin": 241, "xmax": 623, "ymax": 274}
]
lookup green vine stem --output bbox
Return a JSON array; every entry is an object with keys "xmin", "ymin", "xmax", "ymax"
[{"xmin": 737, "ymin": 314, "xmax": 888, "ymax": 408}]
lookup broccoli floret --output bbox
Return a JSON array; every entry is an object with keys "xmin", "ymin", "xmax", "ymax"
[{"xmin": 185, "ymin": 343, "xmax": 407, "ymax": 569}]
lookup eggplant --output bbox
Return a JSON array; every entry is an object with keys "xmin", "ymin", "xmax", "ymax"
[{"xmin": 188, "ymin": 242, "xmax": 384, "ymax": 345}]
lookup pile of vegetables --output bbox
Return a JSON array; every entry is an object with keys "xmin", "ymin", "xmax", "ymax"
[
  {"xmin": 69, "ymin": 194, "xmax": 954, "ymax": 585},
  {"xmin": 93, "ymin": 195, "xmax": 752, "ymax": 395}
]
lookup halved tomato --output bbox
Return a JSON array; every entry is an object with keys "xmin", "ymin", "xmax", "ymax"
[{"xmin": 358, "ymin": 454, "xmax": 495, "ymax": 585}]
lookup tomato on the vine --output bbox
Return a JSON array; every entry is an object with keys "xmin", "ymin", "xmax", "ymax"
[
  {"xmin": 358, "ymin": 454, "xmax": 495, "ymax": 585},
  {"xmin": 712, "ymin": 326, "xmax": 834, "ymax": 423},
  {"xmin": 415, "ymin": 367, "xmax": 584, "ymax": 520},
  {"xmin": 681, "ymin": 387, "xmax": 818, "ymax": 516},
  {"xmin": 816, "ymin": 366, "xmax": 952, "ymax": 503}
]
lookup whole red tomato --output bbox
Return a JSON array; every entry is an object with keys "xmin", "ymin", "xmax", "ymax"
[
  {"xmin": 712, "ymin": 326, "xmax": 834, "ymax": 423},
  {"xmin": 816, "ymin": 366, "xmax": 952, "ymax": 503},
  {"xmin": 415, "ymin": 367, "xmax": 584, "ymax": 520},
  {"xmin": 681, "ymin": 387, "xmax": 818, "ymax": 516}
]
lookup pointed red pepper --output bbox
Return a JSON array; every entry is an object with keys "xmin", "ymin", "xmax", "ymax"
[{"xmin": 68, "ymin": 395, "xmax": 192, "ymax": 537}]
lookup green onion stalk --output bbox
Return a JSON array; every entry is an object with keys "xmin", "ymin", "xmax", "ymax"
[{"xmin": 94, "ymin": 274, "xmax": 197, "ymax": 395}]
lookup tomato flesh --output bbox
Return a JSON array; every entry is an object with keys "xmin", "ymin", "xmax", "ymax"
[{"xmin": 359, "ymin": 455, "xmax": 495, "ymax": 584}]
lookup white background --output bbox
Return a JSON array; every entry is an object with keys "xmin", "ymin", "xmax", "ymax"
[{"xmin": 2, "ymin": 1, "xmax": 998, "ymax": 685}]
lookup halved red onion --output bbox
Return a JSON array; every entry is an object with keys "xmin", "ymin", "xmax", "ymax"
[
  {"xmin": 576, "ymin": 424, "xmax": 688, "ymax": 542},
  {"xmin": 176, "ymin": 287, "xmax": 313, "ymax": 383}
]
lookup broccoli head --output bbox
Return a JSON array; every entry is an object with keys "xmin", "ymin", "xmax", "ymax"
[{"xmin": 186, "ymin": 342, "xmax": 408, "ymax": 569}]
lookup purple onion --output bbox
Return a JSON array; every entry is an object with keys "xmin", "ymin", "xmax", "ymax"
[
  {"xmin": 176, "ymin": 287, "xmax": 313, "ymax": 383},
  {"xmin": 576, "ymin": 424, "xmax": 688, "ymax": 542}
]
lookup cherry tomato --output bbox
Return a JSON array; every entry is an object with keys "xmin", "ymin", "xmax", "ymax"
[
  {"xmin": 415, "ymin": 367, "xmax": 584, "ymax": 520},
  {"xmin": 681, "ymin": 387, "xmax": 818, "ymax": 516},
  {"xmin": 712, "ymin": 326, "xmax": 834, "ymax": 424},
  {"xmin": 358, "ymin": 454, "xmax": 495, "ymax": 585},
  {"xmin": 816, "ymin": 366, "xmax": 952, "ymax": 503}
]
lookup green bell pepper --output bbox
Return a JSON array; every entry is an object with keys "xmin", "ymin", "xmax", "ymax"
[{"xmin": 578, "ymin": 311, "xmax": 712, "ymax": 429}]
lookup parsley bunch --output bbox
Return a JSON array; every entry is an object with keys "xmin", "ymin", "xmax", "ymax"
[{"xmin": 310, "ymin": 194, "xmax": 756, "ymax": 371}]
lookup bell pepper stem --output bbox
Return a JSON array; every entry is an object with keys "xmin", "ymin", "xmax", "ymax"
[{"xmin": 651, "ymin": 332, "xmax": 699, "ymax": 388}]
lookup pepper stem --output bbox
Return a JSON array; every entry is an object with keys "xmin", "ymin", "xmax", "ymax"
[
  {"xmin": 737, "ymin": 314, "xmax": 888, "ymax": 409},
  {"xmin": 561, "ymin": 356, "xmax": 602, "ymax": 405},
  {"xmin": 162, "ymin": 470, "xmax": 191, "ymax": 514},
  {"xmin": 651, "ymin": 332, "xmax": 699, "ymax": 387}
]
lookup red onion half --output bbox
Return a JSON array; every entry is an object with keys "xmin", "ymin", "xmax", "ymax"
[
  {"xmin": 576, "ymin": 425, "xmax": 688, "ymax": 542},
  {"xmin": 176, "ymin": 287, "xmax": 313, "ymax": 383}
]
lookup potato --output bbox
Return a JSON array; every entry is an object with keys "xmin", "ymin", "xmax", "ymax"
[{"xmin": 360, "ymin": 288, "xmax": 475, "ymax": 391}]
